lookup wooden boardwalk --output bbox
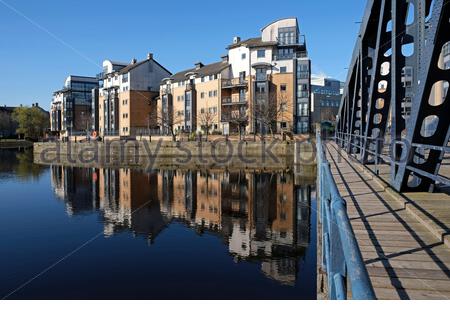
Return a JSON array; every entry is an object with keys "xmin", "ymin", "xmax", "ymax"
[{"xmin": 325, "ymin": 141, "xmax": 450, "ymax": 300}]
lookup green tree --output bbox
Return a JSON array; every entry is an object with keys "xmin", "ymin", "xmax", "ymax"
[{"xmin": 12, "ymin": 106, "xmax": 48, "ymax": 140}]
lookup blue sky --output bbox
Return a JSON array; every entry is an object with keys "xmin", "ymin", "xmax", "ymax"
[{"xmin": 0, "ymin": 0, "xmax": 366, "ymax": 110}]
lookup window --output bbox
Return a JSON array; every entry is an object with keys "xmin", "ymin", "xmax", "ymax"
[
  {"xmin": 256, "ymin": 68, "xmax": 267, "ymax": 81},
  {"xmin": 297, "ymin": 63, "xmax": 310, "ymax": 79},
  {"xmin": 201, "ymin": 77, "xmax": 205, "ymax": 83},
  {"xmin": 298, "ymin": 84, "xmax": 309, "ymax": 98},
  {"xmin": 280, "ymin": 66, "xmax": 287, "ymax": 73},
  {"xmin": 281, "ymin": 103, "xmax": 287, "ymax": 111},
  {"xmin": 257, "ymin": 49, "xmax": 265, "ymax": 58},
  {"xmin": 200, "ymin": 92, "xmax": 205, "ymax": 99},
  {"xmin": 278, "ymin": 27, "xmax": 297, "ymax": 45},
  {"xmin": 239, "ymin": 71, "xmax": 246, "ymax": 81},
  {"xmin": 298, "ymin": 102, "xmax": 309, "ymax": 116},
  {"xmin": 241, "ymin": 53, "xmax": 246, "ymax": 60},
  {"xmin": 281, "ymin": 122, "xmax": 287, "ymax": 129},
  {"xmin": 256, "ymin": 82, "xmax": 266, "ymax": 93},
  {"xmin": 280, "ymin": 84, "xmax": 287, "ymax": 91},
  {"xmin": 213, "ymin": 90, "xmax": 218, "ymax": 97}
]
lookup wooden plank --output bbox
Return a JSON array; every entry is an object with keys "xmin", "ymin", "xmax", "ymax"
[
  {"xmin": 370, "ymin": 276, "xmax": 450, "ymax": 292},
  {"xmin": 366, "ymin": 259, "xmax": 450, "ymax": 271},
  {"xmin": 362, "ymin": 251, "xmax": 450, "ymax": 263},
  {"xmin": 366, "ymin": 266, "xmax": 449, "ymax": 281},
  {"xmin": 324, "ymin": 142, "xmax": 450, "ymax": 299},
  {"xmin": 374, "ymin": 287, "xmax": 449, "ymax": 300}
]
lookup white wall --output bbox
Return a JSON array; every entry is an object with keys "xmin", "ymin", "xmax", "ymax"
[
  {"xmin": 228, "ymin": 47, "xmax": 250, "ymax": 78},
  {"xmin": 261, "ymin": 18, "xmax": 298, "ymax": 42}
]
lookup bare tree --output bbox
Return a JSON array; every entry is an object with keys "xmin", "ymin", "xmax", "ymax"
[
  {"xmin": 253, "ymin": 91, "xmax": 293, "ymax": 139},
  {"xmin": 152, "ymin": 108, "xmax": 184, "ymax": 142},
  {"xmin": 229, "ymin": 109, "xmax": 248, "ymax": 141},
  {"xmin": 199, "ymin": 109, "xmax": 215, "ymax": 141}
]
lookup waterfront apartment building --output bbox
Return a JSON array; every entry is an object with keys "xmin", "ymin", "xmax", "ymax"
[
  {"xmin": 98, "ymin": 54, "xmax": 171, "ymax": 137},
  {"xmin": 50, "ymin": 76, "xmax": 99, "ymax": 138},
  {"xmin": 310, "ymin": 76, "xmax": 344, "ymax": 124},
  {"xmin": 158, "ymin": 18, "xmax": 311, "ymax": 136}
]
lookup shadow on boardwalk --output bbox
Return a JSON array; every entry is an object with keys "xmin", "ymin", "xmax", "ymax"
[{"xmin": 325, "ymin": 141, "xmax": 450, "ymax": 300}]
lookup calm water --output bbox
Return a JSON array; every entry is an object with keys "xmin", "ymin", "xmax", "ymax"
[{"xmin": 0, "ymin": 149, "xmax": 316, "ymax": 299}]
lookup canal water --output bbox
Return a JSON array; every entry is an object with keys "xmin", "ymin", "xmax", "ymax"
[{"xmin": 0, "ymin": 149, "xmax": 317, "ymax": 299}]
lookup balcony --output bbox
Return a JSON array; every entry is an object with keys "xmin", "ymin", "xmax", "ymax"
[
  {"xmin": 162, "ymin": 86, "xmax": 171, "ymax": 95},
  {"xmin": 277, "ymin": 35, "xmax": 306, "ymax": 48},
  {"xmin": 221, "ymin": 112, "xmax": 248, "ymax": 122},
  {"xmin": 222, "ymin": 78, "xmax": 248, "ymax": 89},
  {"xmin": 273, "ymin": 51, "xmax": 308, "ymax": 61},
  {"xmin": 255, "ymin": 74, "xmax": 271, "ymax": 82},
  {"xmin": 222, "ymin": 96, "xmax": 247, "ymax": 106}
]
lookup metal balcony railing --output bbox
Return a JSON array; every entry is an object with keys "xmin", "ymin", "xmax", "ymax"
[
  {"xmin": 222, "ymin": 96, "xmax": 247, "ymax": 105},
  {"xmin": 221, "ymin": 78, "xmax": 248, "ymax": 88},
  {"xmin": 221, "ymin": 113, "xmax": 247, "ymax": 122},
  {"xmin": 162, "ymin": 87, "xmax": 171, "ymax": 95},
  {"xmin": 273, "ymin": 51, "xmax": 308, "ymax": 61},
  {"xmin": 316, "ymin": 131, "xmax": 376, "ymax": 300}
]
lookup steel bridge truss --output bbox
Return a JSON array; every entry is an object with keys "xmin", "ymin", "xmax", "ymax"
[{"xmin": 336, "ymin": 0, "xmax": 450, "ymax": 192}]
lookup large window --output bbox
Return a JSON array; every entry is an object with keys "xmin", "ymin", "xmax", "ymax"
[
  {"xmin": 256, "ymin": 68, "xmax": 267, "ymax": 81},
  {"xmin": 257, "ymin": 49, "xmax": 266, "ymax": 58},
  {"xmin": 298, "ymin": 103, "xmax": 309, "ymax": 116},
  {"xmin": 256, "ymin": 82, "xmax": 266, "ymax": 93},
  {"xmin": 276, "ymin": 48, "xmax": 294, "ymax": 60},
  {"xmin": 297, "ymin": 64, "xmax": 309, "ymax": 79},
  {"xmin": 298, "ymin": 84, "xmax": 309, "ymax": 98},
  {"xmin": 278, "ymin": 27, "xmax": 297, "ymax": 45}
]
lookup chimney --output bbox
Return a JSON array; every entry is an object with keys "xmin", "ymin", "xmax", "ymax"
[
  {"xmin": 195, "ymin": 62, "xmax": 204, "ymax": 70},
  {"xmin": 221, "ymin": 55, "xmax": 229, "ymax": 62},
  {"xmin": 131, "ymin": 58, "xmax": 137, "ymax": 64},
  {"xmin": 233, "ymin": 36, "xmax": 241, "ymax": 44},
  {"xmin": 147, "ymin": 53, "xmax": 153, "ymax": 60}
]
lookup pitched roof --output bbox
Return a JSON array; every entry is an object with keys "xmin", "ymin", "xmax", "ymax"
[
  {"xmin": 227, "ymin": 37, "xmax": 277, "ymax": 49},
  {"xmin": 0, "ymin": 105, "xmax": 49, "ymax": 114},
  {"xmin": 118, "ymin": 59, "xmax": 150, "ymax": 74},
  {"xmin": 0, "ymin": 105, "xmax": 15, "ymax": 112},
  {"xmin": 169, "ymin": 60, "xmax": 229, "ymax": 83},
  {"xmin": 118, "ymin": 58, "xmax": 172, "ymax": 75}
]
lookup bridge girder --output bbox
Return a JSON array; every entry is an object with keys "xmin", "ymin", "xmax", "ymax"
[{"xmin": 336, "ymin": 0, "xmax": 450, "ymax": 192}]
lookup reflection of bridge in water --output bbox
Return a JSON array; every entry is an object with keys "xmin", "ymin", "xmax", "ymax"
[{"xmin": 50, "ymin": 166, "xmax": 314, "ymax": 286}]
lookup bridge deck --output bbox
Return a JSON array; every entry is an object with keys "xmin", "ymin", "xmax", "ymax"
[{"xmin": 325, "ymin": 141, "xmax": 450, "ymax": 300}]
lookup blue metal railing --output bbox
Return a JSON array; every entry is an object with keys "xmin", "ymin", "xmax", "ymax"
[{"xmin": 317, "ymin": 132, "xmax": 376, "ymax": 300}]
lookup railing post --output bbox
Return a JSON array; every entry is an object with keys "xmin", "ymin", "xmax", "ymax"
[{"xmin": 317, "ymin": 131, "xmax": 376, "ymax": 300}]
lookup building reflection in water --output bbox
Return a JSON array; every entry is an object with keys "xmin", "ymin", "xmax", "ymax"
[{"xmin": 50, "ymin": 166, "xmax": 313, "ymax": 286}]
